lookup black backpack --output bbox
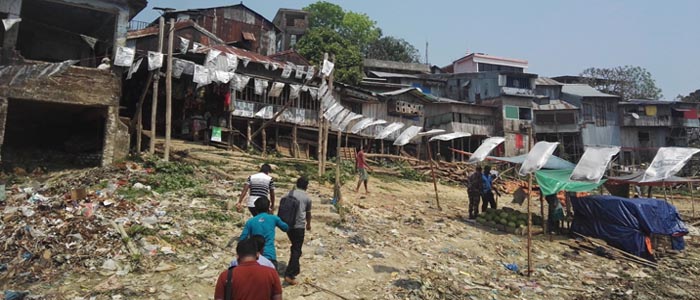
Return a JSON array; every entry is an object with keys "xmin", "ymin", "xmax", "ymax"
[
  {"xmin": 277, "ymin": 191, "xmax": 300, "ymax": 228},
  {"xmin": 224, "ymin": 266, "xmax": 235, "ymax": 300}
]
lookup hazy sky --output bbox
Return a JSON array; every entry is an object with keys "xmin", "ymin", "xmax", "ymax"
[{"xmin": 135, "ymin": 0, "xmax": 700, "ymax": 98}]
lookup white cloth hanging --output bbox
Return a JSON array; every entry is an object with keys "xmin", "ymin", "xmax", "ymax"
[
  {"xmin": 269, "ymin": 82, "xmax": 286, "ymax": 98},
  {"xmin": 147, "ymin": 51, "xmax": 163, "ymax": 70},
  {"xmin": 114, "ymin": 46, "xmax": 135, "ymax": 67}
]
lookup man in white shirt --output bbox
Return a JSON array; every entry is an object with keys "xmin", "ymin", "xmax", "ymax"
[{"xmin": 236, "ymin": 164, "xmax": 275, "ymax": 215}]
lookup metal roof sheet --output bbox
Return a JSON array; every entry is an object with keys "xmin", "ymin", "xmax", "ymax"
[
  {"xmin": 561, "ymin": 84, "xmax": 618, "ymax": 98},
  {"xmin": 534, "ymin": 99, "xmax": 578, "ymax": 110},
  {"xmin": 535, "ymin": 77, "xmax": 563, "ymax": 86}
]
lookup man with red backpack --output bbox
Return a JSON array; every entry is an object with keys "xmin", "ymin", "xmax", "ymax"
[
  {"xmin": 214, "ymin": 238, "xmax": 282, "ymax": 300},
  {"xmin": 277, "ymin": 177, "xmax": 313, "ymax": 285}
]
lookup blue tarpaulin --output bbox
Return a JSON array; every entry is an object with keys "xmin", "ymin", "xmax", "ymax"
[
  {"xmin": 571, "ymin": 195, "xmax": 688, "ymax": 259},
  {"xmin": 487, "ymin": 154, "xmax": 576, "ymax": 170}
]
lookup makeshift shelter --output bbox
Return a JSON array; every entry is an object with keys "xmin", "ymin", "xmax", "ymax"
[
  {"xmin": 571, "ymin": 195, "xmax": 688, "ymax": 259},
  {"xmin": 605, "ymin": 171, "xmax": 700, "ymax": 198},
  {"xmin": 535, "ymin": 169, "xmax": 606, "ymax": 196},
  {"xmin": 487, "ymin": 154, "xmax": 576, "ymax": 170}
]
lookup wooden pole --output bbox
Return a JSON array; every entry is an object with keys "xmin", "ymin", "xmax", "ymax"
[
  {"xmin": 163, "ymin": 18, "xmax": 174, "ymax": 161},
  {"xmin": 426, "ymin": 142, "xmax": 441, "ymax": 210},
  {"xmin": 540, "ymin": 192, "xmax": 546, "ymax": 236},
  {"xmin": 246, "ymin": 121, "xmax": 252, "ymax": 149},
  {"xmin": 318, "ymin": 53, "xmax": 329, "ymax": 176},
  {"xmin": 663, "ymin": 182, "xmax": 668, "ymax": 202},
  {"xmin": 527, "ymin": 173, "xmax": 533, "ymax": 276},
  {"xmin": 262, "ymin": 127, "xmax": 267, "ymax": 156},
  {"xmin": 451, "ymin": 140, "xmax": 455, "ymax": 161},
  {"xmin": 691, "ymin": 183, "xmax": 695, "ymax": 219},
  {"xmin": 149, "ymin": 17, "xmax": 165, "ymax": 154},
  {"xmin": 292, "ymin": 124, "xmax": 298, "ymax": 158}
]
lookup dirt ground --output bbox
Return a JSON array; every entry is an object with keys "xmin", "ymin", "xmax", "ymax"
[{"xmin": 2, "ymin": 140, "xmax": 699, "ymax": 300}]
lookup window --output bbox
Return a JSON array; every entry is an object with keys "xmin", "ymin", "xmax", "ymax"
[
  {"xmin": 477, "ymin": 63, "xmax": 524, "ymax": 73},
  {"xmin": 557, "ymin": 112, "xmax": 576, "ymax": 124},
  {"xmin": 519, "ymin": 107, "xmax": 532, "ymax": 120},
  {"xmin": 595, "ymin": 102, "xmax": 606, "ymax": 126},
  {"xmin": 582, "ymin": 103, "xmax": 593, "ymax": 122},
  {"xmin": 638, "ymin": 131, "xmax": 650, "ymax": 143},
  {"xmin": 536, "ymin": 114, "xmax": 555, "ymax": 125},
  {"xmin": 506, "ymin": 76, "xmax": 531, "ymax": 89},
  {"xmin": 504, "ymin": 106, "xmax": 519, "ymax": 119}
]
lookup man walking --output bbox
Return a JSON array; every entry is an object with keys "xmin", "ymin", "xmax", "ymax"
[
  {"xmin": 283, "ymin": 177, "xmax": 313, "ymax": 285},
  {"xmin": 240, "ymin": 197, "xmax": 288, "ymax": 269},
  {"xmin": 214, "ymin": 238, "xmax": 283, "ymax": 300},
  {"xmin": 481, "ymin": 165, "xmax": 498, "ymax": 212},
  {"xmin": 354, "ymin": 144, "xmax": 373, "ymax": 193},
  {"xmin": 237, "ymin": 163, "xmax": 275, "ymax": 215},
  {"xmin": 467, "ymin": 166, "xmax": 483, "ymax": 219}
]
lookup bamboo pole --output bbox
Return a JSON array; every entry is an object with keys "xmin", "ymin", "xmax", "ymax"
[
  {"xmin": 540, "ymin": 192, "xmax": 546, "ymax": 237},
  {"xmin": 426, "ymin": 142, "xmax": 441, "ymax": 210},
  {"xmin": 691, "ymin": 183, "xmax": 696, "ymax": 219},
  {"xmin": 318, "ymin": 53, "xmax": 329, "ymax": 176},
  {"xmin": 292, "ymin": 124, "xmax": 298, "ymax": 158},
  {"xmin": 149, "ymin": 17, "xmax": 164, "ymax": 154},
  {"xmin": 527, "ymin": 173, "xmax": 533, "ymax": 276},
  {"xmin": 163, "ymin": 18, "xmax": 174, "ymax": 161},
  {"xmin": 262, "ymin": 127, "xmax": 267, "ymax": 156}
]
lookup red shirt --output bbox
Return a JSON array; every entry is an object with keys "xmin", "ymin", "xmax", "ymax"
[
  {"xmin": 356, "ymin": 150, "xmax": 368, "ymax": 169},
  {"xmin": 214, "ymin": 261, "xmax": 282, "ymax": 300}
]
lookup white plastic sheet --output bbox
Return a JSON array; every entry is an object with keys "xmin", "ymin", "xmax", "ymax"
[
  {"xmin": 429, "ymin": 132, "xmax": 471, "ymax": 142},
  {"xmin": 295, "ymin": 65, "xmax": 305, "ymax": 79},
  {"xmin": 2, "ymin": 17, "xmax": 21, "ymax": 30},
  {"xmin": 350, "ymin": 118, "xmax": 374, "ymax": 134},
  {"xmin": 416, "ymin": 129, "xmax": 446, "ymax": 137},
  {"xmin": 641, "ymin": 147, "xmax": 700, "ymax": 182},
  {"xmin": 147, "ymin": 51, "xmax": 163, "ymax": 70},
  {"xmin": 339, "ymin": 113, "xmax": 362, "ymax": 131},
  {"xmin": 306, "ymin": 66, "xmax": 315, "ymax": 80},
  {"xmin": 225, "ymin": 53, "xmax": 238, "ymax": 71},
  {"xmin": 179, "ymin": 37, "xmax": 190, "ymax": 54},
  {"xmin": 323, "ymin": 103, "xmax": 343, "ymax": 120},
  {"xmin": 281, "ymin": 64, "xmax": 293, "ymax": 78},
  {"xmin": 255, "ymin": 106, "xmax": 274, "ymax": 119},
  {"xmin": 80, "ymin": 34, "xmax": 97, "ymax": 49},
  {"xmin": 569, "ymin": 146, "xmax": 621, "ymax": 183},
  {"xmin": 393, "ymin": 126, "xmax": 423, "ymax": 146},
  {"xmin": 205, "ymin": 49, "xmax": 221, "ymax": 65},
  {"xmin": 330, "ymin": 108, "xmax": 351, "ymax": 126},
  {"xmin": 191, "ymin": 42, "xmax": 203, "ymax": 53},
  {"xmin": 230, "ymin": 74, "xmax": 250, "ymax": 91},
  {"xmin": 193, "ymin": 64, "xmax": 210, "ymax": 85},
  {"xmin": 126, "ymin": 58, "xmax": 142, "ymax": 80},
  {"xmin": 212, "ymin": 70, "xmax": 231, "ymax": 83},
  {"xmin": 376, "ymin": 123, "xmax": 405, "ymax": 140},
  {"xmin": 321, "ymin": 92, "xmax": 335, "ymax": 109},
  {"xmin": 241, "ymin": 57, "xmax": 251, "ymax": 67},
  {"xmin": 363, "ymin": 119, "xmax": 388, "ymax": 130},
  {"xmin": 172, "ymin": 59, "xmax": 187, "ymax": 78},
  {"xmin": 518, "ymin": 141, "xmax": 559, "ymax": 176},
  {"xmin": 269, "ymin": 82, "xmax": 285, "ymax": 98},
  {"xmin": 308, "ymin": 87, "xmax": 319, "ymax": 100},
  {"xmin": 290, "ymin": 84, "xmax": 302, "ymax": 100},
  {"xmin": 321, "ymin": 59, "xmax": 334, "ymax": 76},
  {"xmin": 254, "ymin": 78, "xmax": 268, "ymax": 95},
  {"xmin": 468, "ymin": 137, "xmax": 505, "ymax": 164},
  {"xmin": 114, "ymin": 46, "xmax": 135, "ymax": 67}
]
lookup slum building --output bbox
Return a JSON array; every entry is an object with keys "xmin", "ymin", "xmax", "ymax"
[
  {"xmin": 533, "ymin": 77, "xmax": 583, "ymax": 161},
  {"xmin": 0, "ymin": 0, "xmax": 146, "ymax": 170}
]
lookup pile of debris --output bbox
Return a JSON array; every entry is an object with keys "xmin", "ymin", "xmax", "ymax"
[{"xmin": 0, "ymin": 162, "xmax": 174, "ymax": 290}]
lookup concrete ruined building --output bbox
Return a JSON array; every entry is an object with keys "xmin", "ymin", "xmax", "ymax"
[
  {"xmin": 0, "ymin": 0, "xmax": 146, "ymax": 169},
  {"xmin": 273, "ymin": 8, "xmax": 309, "ymax": 52}
]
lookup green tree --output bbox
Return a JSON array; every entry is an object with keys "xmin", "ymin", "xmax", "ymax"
[
  {"xmin": 304, "ymin": 1, "xmax": 344, "ymax": 30},
  {"xmin": 367, "ymin": 36, "xmax": 421, "ymax": 63},
  {"xmin": 579, "ymin": 66, "xmax": 663, "ymax": 100},
  {"xmin": 296, "ymin": 28, "xmax": 363, "ymax": 84},
  {"xmin": 339, "ymin": 11, "xmax": 381, "ymax": 54},
  {"xmin": 678, "ymin": 89, "xmax": 700, "ymax": 102}
]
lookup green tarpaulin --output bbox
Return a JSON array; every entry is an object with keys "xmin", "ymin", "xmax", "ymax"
[{"xmin": 535, "ymin": 169, "xmax": 606, "ymax": 196}]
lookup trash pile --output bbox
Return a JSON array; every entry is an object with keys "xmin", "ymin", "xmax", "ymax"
[
  {"xmin": 476, "ymin": 207, "xmax": 543, "ymax": 235},
  {"xmin": 0, "ymin": 162, "xmax": 174, "ymax": 290}
]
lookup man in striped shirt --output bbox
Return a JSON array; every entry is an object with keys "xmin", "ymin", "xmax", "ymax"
[{"xmin": 237, "ymin": 164, "xmax": 275, "ymax": 215}]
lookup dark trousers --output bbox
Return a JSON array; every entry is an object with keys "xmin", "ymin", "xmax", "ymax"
[
  {"xmin": 285, "ymin": 228, "xmax": 305, "ymax": 278},
  {"xmin": 481, "ymin": 191, "xmax": 496, "ymax": 212},
  {"xmin": 248, "ymin": 207, "xmax": 257, "ymax": 216},
  {"xmin": 468, "ymin": 191, "xmax": 481, "ymax": 219}
]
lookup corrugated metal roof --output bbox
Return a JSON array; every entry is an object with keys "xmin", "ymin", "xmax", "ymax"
[
  {"xmin": 368, "ymin": 71, "xmax": 418, "ymax": 79},
  {"xmin": 561, "ymin": 84, "xmax": 618, "ymax": 98},
  {"xmin": 534, "ymin": 99, "xmax": 578, "ymax": 111},
  {"xmin": 619, "ymin": 99, "xmax": 676, "ymax": 105},
  {"xmin": 379, "ymin": 87, "xmax": 419, "ymax": 96},
  {"xmin": 535, "ymin": 77, "xmax": 562, "ymax": 86},
  {"xmin": 127, "ymin": 20, "xmax": 225, "ymax": 44}
]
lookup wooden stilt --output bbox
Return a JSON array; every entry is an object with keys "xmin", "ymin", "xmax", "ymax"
[
  {"xmin": 262, "ymin": 127, "xmax": 267, "ymax": 156},
  {"xmin": 380, "ymin": 140, "xmax": 384, "ymax": 154},
  {"xmin": 163, "ymin": 18, "xmax": 174, "ymax": 162},
  {"xmin": 541, "ymin": 192, "xmax": 546, "ymax": 236},
  {"xmin": 246, "ymin": 121, "xmax": 252, "ymax": 149},
  {"xmin": 322, "ymin": 120, "xmax": 329, "ymax": 170},
  {"xmin": 691, "ymin": 183, "xmax": 695, "ymax": 219},
  {"xmin": 527, "ymin": 174, "xmax": 533, "ymax": 276},
  {"xmin": 275, "ymin": 126, "xmax": 279, "ymax": 153},
  {"xmin": 318, "ymin": 52, "xmax": 329, "ymax": 176},
  {"xmin": 292, "ymin": 124, "xmax": 298, "ymax": 158},
  {"xmin": 663, "ymin": 182, "xmax": 668, "ymax": 202},
  {"xmin": 149, "ymin": 18, "xmax": 164, "ymax": 154},
  {"xmin": 426, "ymin": 142, "xmax": 441, "ymax": 210}
]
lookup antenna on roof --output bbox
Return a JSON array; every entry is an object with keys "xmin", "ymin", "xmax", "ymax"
[{"xmin": 425, "ymin": 40, "xmax": 429, "ymax": 65}]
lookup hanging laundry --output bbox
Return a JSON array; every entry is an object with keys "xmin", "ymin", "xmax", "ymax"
[
  {"xmin": 147, "ymin": 51, "xmax": 163, "ymax": 70},
  {"xmin": 225, "ymin": 53, "xmax": 238, "ymax": 72},
  {"xmin": 179, "ymin": 37, "xmax": 190, "ymax": 54},
  {"xmin": 254, "ymin": 78, "xmax": 268, "ymax": 95},
  {"xmin": 126, "ymin": 58, "xmax": 143, "ymax": 80},
  {"xmin": 290, "ymin": 84, "xmax": 302, "ymax": 100},
  {"xmin": 230, "ymin": 74, "xmax": 251, "ymax": 91},
  {"xmin": 295, "ymin": 65, "xmax": 305, "ymax": 79},
  {"xmin": 281, "ymin": 64, "xmax": 293, "ymax": 78},
  {"xmin": 114, "ymin": 46, "xmax": 135, "ymax": 67},
  {"xmin": 206, "ymin": 49, "xmax": 221, "ymax": 65},
  {"xmin": 269, "ymin": 82, "xmax": 286, "ymax": 98}
]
